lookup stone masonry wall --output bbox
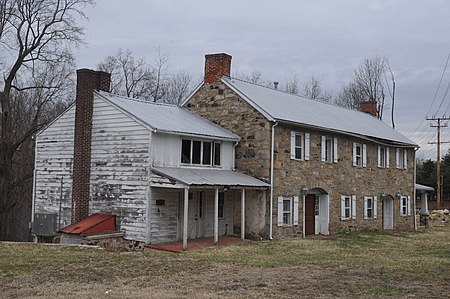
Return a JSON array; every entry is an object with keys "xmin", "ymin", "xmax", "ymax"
[
  {"xmin": 273, "ymin": 124, "xmax": 415, "ymax": 236},
  {"xmin": 186, "ymin": 82, "xmax": 415, "ymax": 237},
  {"xmin": 186, "ymin": 83, "xmax": 272, "ymax": 180}
]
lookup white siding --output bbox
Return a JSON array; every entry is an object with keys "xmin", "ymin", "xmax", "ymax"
[
  {"xmin": 89, "ymin": 97, "xmax": 150, "ymax": 242},
  {"xmin": 34, "ymin": 105, "xmax": 75, "ymax": 229},
  {"xmin": 151, "ymin": 133, "xmax": 235, "ymax": 169},
  {"xmin": 148, "ymin": 188, "xmax": 180, "ymax": 243}
]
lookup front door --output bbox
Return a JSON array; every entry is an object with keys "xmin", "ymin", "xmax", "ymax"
[
  {"xmin": 383, "ymin": 196, "xmax": 394, "ymax": 230},
  {"xmin": 305, "ymin": 194, "xmax": 315, "ymax": 236}
]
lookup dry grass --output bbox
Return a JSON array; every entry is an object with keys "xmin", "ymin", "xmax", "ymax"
[{"xmin": 1, "ymin": 226, "xmax": 449, "ymax": 298}]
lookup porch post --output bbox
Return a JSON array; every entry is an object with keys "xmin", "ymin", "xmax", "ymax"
[
  {"xmin": 241, "ymin": 189, "xmax": 245, "ymax": 241},
  {"xmin": 183, "ymin": 188, "xmax": 189, "ymax": 251},
  {"xmin": 214, "ymin": 188, "xmax": 219, "ymax": 244}
]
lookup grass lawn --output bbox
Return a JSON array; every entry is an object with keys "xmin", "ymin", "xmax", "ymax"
[{"xmin": 1, "ymin": 226, "xmax": 449, "ymax": 298}]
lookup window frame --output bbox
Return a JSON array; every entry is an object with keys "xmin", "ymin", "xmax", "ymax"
[
  {"xmin": 364, "ymin": 196, "xmax": 377, "ymax": 219},
  {"xmin": 400, "ymin": 196, "xmax": 409, "ymax": 216},
  {"xmin": 282, "ymin": 197, "xmax": 292, "ymax": 225},
  {"xmin": 378, "ymin": 146, "xmax": 390, "ymax": 168},
  {"xmin": 180, "ymin": 138, "xmax": 221, "ymax": 167},
  {"xmin": 290, "ymin": 131, "xmax": 310, "ymax": 161},
  {"xmin": 341, "ymin": 195, "xmax": 356, "ymax": 220},
  {"xmin": 396, "ymin": 148, "xmax": 407, "ymax": 170}
]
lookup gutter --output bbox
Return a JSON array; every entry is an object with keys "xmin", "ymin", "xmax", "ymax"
[{"xmin": 269, "ymin": 122, "xmax": 278, "ymax": 240}]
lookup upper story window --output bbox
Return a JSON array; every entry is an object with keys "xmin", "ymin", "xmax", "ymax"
[
  {"xmin": 321, "ymin": 136, "xmax": 338, "ymax": 163},
  {"xmin": 181, "ymin": 139, "xmax": 221, "ymax": 166},
  {"xmin": 290, "ymin": 131, "xmax": 310, "ymax": 160},
  {"xmin": 396, "ymin": 148, "xmax": 408, "ymax": 169},
  {"xmin": 352, "ymin": 143, "xmax": 367, "ymax": 167},
  {"xmin": 377, "ymin": 146, "xmax": 390, "ymax": 168}
]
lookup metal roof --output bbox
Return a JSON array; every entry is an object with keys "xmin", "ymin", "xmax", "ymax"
[
  {"xmin": 152, "ymin": 167, "xmax": 270, "ymax": 188},
  {"xmin": 415, "ymin": 183, "xmax": 434, "ymax": 192},
  {"xmin": 59, "ymin": 213, "xmax": 116, "ymax": 235},
  {"xmin": 96, "ymin": 91, "xmax": 240, "ymax": 141},
  {"xmin": 222, "ymin": 77, "xmax": 417, "ymax": 146}
]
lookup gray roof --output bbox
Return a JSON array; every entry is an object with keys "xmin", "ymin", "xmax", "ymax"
[
  {"xmin": 415, "ymin": 183, "xmax": 434, "ymax": 192},
  {"xmin": 97, "ymin": 91, "xmax": 239, "ymax": 141},
  {"xmin": 152, "ymin": 167, "xmax": 270, "ymax": 188},
  {"xmin": 222, "ymin": 77, "xmax": 417, "ymax": 146}
]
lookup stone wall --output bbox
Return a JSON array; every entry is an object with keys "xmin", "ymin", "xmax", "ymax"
[
  {"xmin": 186, "ymin": 82, "xmax": 415, "ymax": 237},
  {"xmin": 272, "ymin": 124, "xmax": 415, "ymax": 236}
]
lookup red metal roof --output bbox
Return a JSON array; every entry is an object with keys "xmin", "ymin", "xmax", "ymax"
[{"xmin": 59, "ymin": 213, "xmax": 116, "ymax": 235}]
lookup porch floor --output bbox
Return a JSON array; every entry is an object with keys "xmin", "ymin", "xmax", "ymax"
[{"xmin": 145, "ymin": 235, "xmax": 250, "ymax": 253}]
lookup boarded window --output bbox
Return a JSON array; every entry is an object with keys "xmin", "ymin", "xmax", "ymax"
[{"xmin": 218, "ymin": 192, "xmax": 225, "ymax": 218}]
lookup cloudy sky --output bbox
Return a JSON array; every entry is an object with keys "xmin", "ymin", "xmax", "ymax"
[{"xmin": 75, "ymin": 0, "xmax": 450, "ymax": 160}]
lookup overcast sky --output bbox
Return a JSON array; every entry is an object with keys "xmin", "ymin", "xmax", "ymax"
[{"xmin": 75, "ymin": 0, "xmax": 450, "ymax": 160}]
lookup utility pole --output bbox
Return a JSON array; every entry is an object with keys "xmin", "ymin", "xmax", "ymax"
[{"xmin": 427, "ymin": 117, "xmax": 450, "ymax": 209}]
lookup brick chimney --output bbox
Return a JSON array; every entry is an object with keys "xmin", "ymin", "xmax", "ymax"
[
  {"xmin": 360, "ymin": 100, "xmax": 378, "ymax": 117},
  {"xmin": 72, "ymin": 69, "xmax": 111, "ymax": 223},
  {"xmin": 204, "ymin": 53, "xmax": 232, "ymax": 83}
]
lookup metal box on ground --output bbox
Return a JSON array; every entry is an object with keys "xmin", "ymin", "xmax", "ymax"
[{"xmin": 33, "ymin": 213, "xmax": 58, "ymax": 236}]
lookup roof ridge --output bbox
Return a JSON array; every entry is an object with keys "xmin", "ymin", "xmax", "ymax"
[
  {"xmin": 97, "ymin": 90, "xmax": 178, "ymax": 108},
  {"xmin": 225, "ymin": 76, "xmax": 371, "ymax": 115}
]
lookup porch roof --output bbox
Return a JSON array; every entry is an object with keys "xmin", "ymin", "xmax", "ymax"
[
  {"xmin": 415, "ymin": 183, "xmax": 434, "ymax": 192},
  {"xmin": 151, "ymin": 167, "xmax": 270, "ymax": 188}
]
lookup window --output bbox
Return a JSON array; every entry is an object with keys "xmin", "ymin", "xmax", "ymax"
[
  {"xmin": 181, "ymin": 139, "xmax": 221, "ymax": 166},
  {"xmin": 213, "ymin": 142, "xmax": 221, "ymax": 166},
  {"xmin": 321, "ymin": 136, "xmax": 338, "ymax": 163},
  {"xmin": 290, "ymin": 131, "xmax": 310, "ymax": 160},
  {"xmin": 277, "ymin": 196, "xmax": 299, "ymax": 226},
  {"xmin": 218, "ymin": 192, "xmax": 225, "ymax": 218},
  {"xmin": 353, "ymin": 143, "xmax": 367, "ymax": 167},
  {"xmin": 400, "ymin": 196, "xmax": 411, "ymax": 216},
  {"xmin": 396, "ymin": 148, "xmax": 407, "ymax": 169},
  {"xmin": 341, "ymin": 195, "xmax": 356, "ymax": 220},
  {"xmin": 364, "ymin": 196, "xmax": 377, "ymax": 219},
  {"xmin": 378, "ymin": 146, "xmax": 389, "ymax": 168}
]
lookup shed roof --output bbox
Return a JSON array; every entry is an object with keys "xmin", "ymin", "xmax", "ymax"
[
  {"xmin": 415, "ymin": 183, "xmax": 434, "ymax": 192},
  {"xmin": 151, "ymin": 167, "xmax": 270, "ymax": 188},
  {"xmin": 97, "ymin": 91, "xmax": 240, "ymax": 141},
  {"xmin": 221, "ymin": 77, "xmax": 417, "ymax": 146}
]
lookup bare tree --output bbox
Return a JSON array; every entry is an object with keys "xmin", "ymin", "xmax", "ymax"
[
  {"xmin": 0, "ymin": 0, "xmax": 91, "ymax": 241},
  {"xmin": 161, "ymin": 71, "xmax": 193, "ymax": 105},
  {"xmin": 302, "ymin": 76, "xmax": 332, "ymax": 103},
  {"xmin": 233, "ymin": 70, "xmax": 263, "ymax": 84},
  {"xmin": 284, "ymin": 75, "xmax": 300, "ymax": 95},
  {"xmin": 335, "ymin": 56, "xmax": 389, "ymax": 120}
]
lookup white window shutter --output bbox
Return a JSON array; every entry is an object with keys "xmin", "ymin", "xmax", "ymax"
[
  {"xmin": 352, "ymin": 143, "xmax": 357, "ymax": 166},
  {"xmin": 407, "ymin": 196, "xmax": 411, "ymax": 216},
  {"xmin": 321, "ymin": 136, "xmax": 326, "ymax": 161},
  {"xmin": 352, "ymin": 195, "xmax": 357, "ymax": 219},
  {"xmin": 396, "ymin": 148, "xmax": 400, "ymax": 169},
  {"xmin": 293, "ymin": 196, "xmax": 299, "ymax": 225},
  {"xmin": 333, "ymin": 137, "xmax": 338, "ymax": 163},
  {"xmin": 404, "ymin": 150, "xmax": 408, "ymax": 169},
  {"xmin": 373, "ymin": 196, "xmax": 378, "ymax": 219},
  {"xmin": 386, "ymin": 147, "xmax": 390, "ymax": 168},
  {"xmin": 304, "ymin": 133, "xmax": 310, "ymax": 160},
  {"xmin": 277, "ymin": 197, "xmax": 283, "ymax": 226},
  {"xmin": 400, "ymin": 196, "xmax": 404, "ymax": 216},
  {"xmin": 341, "ymin": 196, "xmax": 346, "ymax": 220},
  {"xmin": 362, "ymin": 144, "xmax": 367, "ymax": 167},
  {"xmin": 363, "ymin": 197, "xmax": 368, "ymax": 219},
  {"xmin": 290, "ymin": 131, "xmax": 296, "ymax": 159},
  {"xmin": 377, "ymin": 146, "xmax": 381, "ymax": 167}
]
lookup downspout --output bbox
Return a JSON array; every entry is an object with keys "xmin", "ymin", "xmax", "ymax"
[
  {"xmin": 233, "ymin": 141, "xmax": 238, "ymax": 171},
  {"xmin": 31, "ymin": 134, "xmax": 38, "ymax": 241},
  {"xmin": 413, "ymin": 148, "xmax": 417, "ymax": 230},
  {"xmin": 269, "ymin": 122, "xmax": 278, "ymax": 240}
]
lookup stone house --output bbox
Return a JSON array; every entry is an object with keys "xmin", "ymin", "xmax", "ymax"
[
  {"xmin": 183, "ymin": 53, "xmax": 418, "ymax": 238},
  {"xmin": 32, "ymin": 69, "xmax": 268, "ymax": 249}
]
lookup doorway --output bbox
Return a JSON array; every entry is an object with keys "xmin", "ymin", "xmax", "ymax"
[
  {"xmin": 383, "ymin": 195, "xmax": 394, "ymax": 230},
  {"xmin": 304, "ymin": 189, "xmax": 329, "ymax": 236},
  {"xmin": 187, "ymin": 191, "xmax": 205, "ymax": 239},
  {"xmin": 305, "ymin": 194, "xmax": 315, "ymax": 236}
]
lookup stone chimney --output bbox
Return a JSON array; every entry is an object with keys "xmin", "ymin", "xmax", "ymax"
[
  {"xmin": 360, "ymin": 100, "xmax": 378, "ymax": 117},
  {"xmin": 72, "ymin": 69, "xmax": 111, "ymax": 223},
  {"xmin": 204, "ymin": 53, "xmax": 232, "ymax": 83}
]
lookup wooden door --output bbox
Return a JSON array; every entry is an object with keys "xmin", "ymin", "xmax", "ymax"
[{"xmin": 305, "ymin": 194, "xmax": 315, "ymax": 236}]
